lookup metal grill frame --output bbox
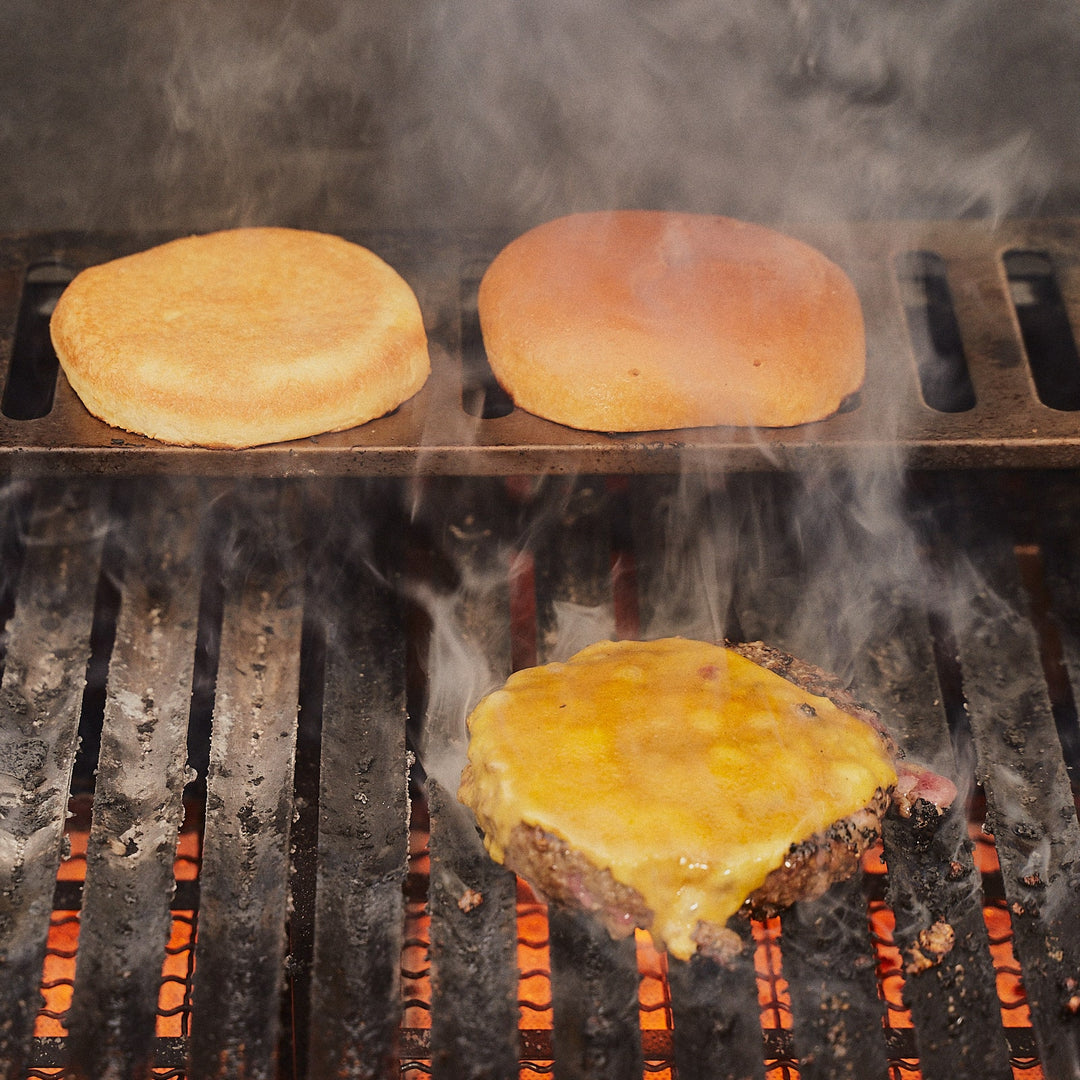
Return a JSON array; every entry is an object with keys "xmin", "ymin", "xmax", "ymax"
[{"xmin": 0, "ymin": 216, "xmax": 1079, "ymax": 1080}]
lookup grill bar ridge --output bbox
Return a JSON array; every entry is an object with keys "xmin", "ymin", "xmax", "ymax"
[{"xmin": 0, "ymin": 471, "xmax": 1077, "ymax": 1077}]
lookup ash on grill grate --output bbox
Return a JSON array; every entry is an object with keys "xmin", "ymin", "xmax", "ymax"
[
  {"xmin": 0, "ymin": 481, "xmax": 108, "ymax": 1079},
  {"xmin": 934, "ymin": 474, "xmax": 1080, "ymax": 1078},
  {"xmin": 427, "ymin": 780, "xmax": 518, "ymax": 1078},
  {"xmin": 2, "ymin": 470, "xmax": 1079, "ymax": 1080},
  {"xmin": 302, "ymin": 479, "xmax": 411, "ymax": 1080},
  {"xmin": 863, "ymin": 604, "xmax": 1015, "ymax": 1079},
  {"xmin": 186, "ymin": 481, "xmax": 308, "ymax": 1079},
  {"xmin": 2, "ymin": 478, "xmax": 416, "ymax": 1080},
  {"xmin": 64, "ymin": 479, "xmax": 205, "ymax": 1079}
]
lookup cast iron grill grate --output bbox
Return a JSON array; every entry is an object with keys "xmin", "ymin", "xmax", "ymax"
[
  {"xmin": 20, "ymin": 781, "xmax": 1054, "ymax": 1079},
  {"xmin": 0, "ymin": 470, "xmax": 1078, "ymax": 1079}
]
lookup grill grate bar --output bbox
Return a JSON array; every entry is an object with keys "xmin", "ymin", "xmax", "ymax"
[
  {"xmin": 666, "ymin": 927, "xmax": 767, "ymax": 1080},
  {"xmin": 939, "ymin": 474, "xmax": 1080, "ymax": 1078},
  {"xmin": 305, "ymin": 479, "xmax": 411, "ymax": 1080},
  {"xmin": 780, "ymin": 878, "xmax": 893, "ymax": 1080},
  {"xmin": 185, "ymin": 482, "xmax": 306, "ymax": 1080},
  {"xmin": 547, "ymin": 911, "xmax": 644, "ymax": 1080},
  {"xmin": 860, "ymin": 604, "xmax": 1015, "ymax": 1080},
  {"xmin": 1027, "ymin": 475, "xmax": 1080, "ymax": 794},
  {"xmin": 64, "ymin": 479, "xmax": 205, "ymax": 1079},
  {"xmin": 427, "ymin": 780, "xmax": 520, "ymax": 1078},
  {"xmin": 423, "ymin": 477, "xmax": 522, "ymax": 1079},
  {"xmin": 0, "ymin": 481, "xmax": 108, "ymax": 1076}
]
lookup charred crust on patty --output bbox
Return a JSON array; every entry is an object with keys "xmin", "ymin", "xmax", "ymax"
[
  {"xmin": 501, "ymin": 822, "xmax": 654, "ymax": 940},
  {"xmin": 489, "ymin": 642, "xmax": 899, "ymax": 963},
  {"xmin": 742, "ymin": 788, "xmax": 891, "ymax": 916},
  {"xmin": 500, "ymin": 789, "xmax": 890, "ymax": 964},
  {"xmin": 725, "ymin": 639, "xmax": 898, "ymax": 758}
]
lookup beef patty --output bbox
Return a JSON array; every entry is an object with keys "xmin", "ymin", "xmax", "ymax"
[{"xmin": 458, "ymin": 637, "xmax": 915, "ymax": 962}]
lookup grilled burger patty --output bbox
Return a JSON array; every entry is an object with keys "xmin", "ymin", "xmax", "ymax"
[
  {"xmin": 459, "ymin": 637, "xmax": 910, "ymax": 962},
  {"xmin": 501, "ymin": 788, "xmax": 891, "ymax": 962}
]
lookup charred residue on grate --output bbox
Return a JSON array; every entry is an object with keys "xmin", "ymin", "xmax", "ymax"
[
  {"xmin": 1021, "ymin": 474, "xmax": 1080, "ymax": 800},
  {"xmin": 302, "ymin": 479, "xmax": 411, "ymax": 1080},
  {"xmin": 65, "ymin": 477, "xmax": 206, "ymax": 1079},
  {"xmin": 0, "ymin": 480, "xmax": 110, "ymax": 1078},
  {"xmin": 417, "ymin": 477, "xmax": 521, "ymax": 1079},
  {"xmin": 185, "ymin": 480, "xmax": 308, "ymax": 1080},
  {"xmin": 936, "ymin": 474, "xmax": 1080, "ymax": 1077},
  {"xmin": 864, "ymin": 605, "xmax": 1014, "ymax": 1079}
]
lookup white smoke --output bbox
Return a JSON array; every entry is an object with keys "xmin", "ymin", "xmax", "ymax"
[{"xmin": 2, "ymin": 0, "xmax": 1079, "ymax": 230}]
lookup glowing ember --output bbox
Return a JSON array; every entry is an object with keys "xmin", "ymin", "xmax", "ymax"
[
  {"xmin": 516, "ymin": 881, "xmax": 553, "ymax": 1032},
  {"xmin": 30, "ymin": 695, "xmax": 1049, "ymax": 1080}
]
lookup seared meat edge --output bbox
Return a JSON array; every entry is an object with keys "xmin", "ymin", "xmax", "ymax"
[{"xmin": 494, "ymin": 641, "xmax": 900, "ymax": 962}]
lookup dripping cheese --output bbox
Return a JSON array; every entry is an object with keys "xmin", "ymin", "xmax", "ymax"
[{"xmin": 458, "ymin": 637, "xmax": 897, "ymax": 960}]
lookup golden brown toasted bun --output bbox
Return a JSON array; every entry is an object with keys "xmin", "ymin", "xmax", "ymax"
[
  {"xmin": 50, "ymin": 227, "xmax": 430, "ymax": 448},
  {"xmin": 477, "ymin": 211, "xmax": 865, "ymax": 431}
]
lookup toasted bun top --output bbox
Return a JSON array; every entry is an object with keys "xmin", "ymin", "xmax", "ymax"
[
  {"xmin": 458, "ymin": 637, "xmax": 896, "ymax": 960},
  {"xmin": 478, "ymin": 211, "xmax": 865, "ymax": 431},
  {"xmin": 50, "ymin": 227, "xmax": 430, "ymax": 448}
]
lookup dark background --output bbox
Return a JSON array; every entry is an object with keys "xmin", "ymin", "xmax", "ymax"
[{"xmin": 3, "ymin": 0, "xmax": 1079, "ymax": 235}]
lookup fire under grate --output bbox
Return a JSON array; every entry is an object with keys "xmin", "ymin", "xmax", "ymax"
[
  {"xmin": 24, "ymin": 795, "xmax": 1049, "ymax": 1080},
  {"xmin": 0, "ymin": 470, "xmax": 1078, "ymax": 1079}
]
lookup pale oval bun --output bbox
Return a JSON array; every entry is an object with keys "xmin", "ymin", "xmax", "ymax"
[
  {"xmin": 478, "ymin": 211, "xmax": 865, "ymax": 431},
  {"xmin": 50, "ymin": 227, "xmax": 431, "ymax": 448}
]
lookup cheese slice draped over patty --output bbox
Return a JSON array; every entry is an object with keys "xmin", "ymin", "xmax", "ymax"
[{"xmin": 459, "ymin": 637, "xmax": 897, "ymax": 960}]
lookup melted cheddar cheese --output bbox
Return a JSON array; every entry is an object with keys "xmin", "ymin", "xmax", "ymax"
[{"xmin": 459, "ymin": 637, "xmax": 897, "ymax": 960}]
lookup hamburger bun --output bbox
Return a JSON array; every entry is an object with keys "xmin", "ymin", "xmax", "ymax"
[
  {"xmin": 477, "ymin": 211, "xmax": 865, "ymax": 431},
  {"xmin": 50, "ymin": 227, "xmax": 430, "ymax": 448},
  {"xmin": 458, "ymin": 637, "xmax": 898, "ymax": 961}
]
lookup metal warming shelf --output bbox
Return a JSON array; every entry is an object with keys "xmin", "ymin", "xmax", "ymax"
[{"xmin": 0, "ymin": 218, "xmax": 1079, "ymax": 476}]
